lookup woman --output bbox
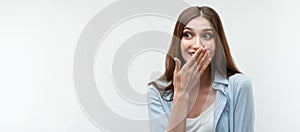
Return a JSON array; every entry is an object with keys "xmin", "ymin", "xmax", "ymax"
[{"xmin": 147, "ymin": 6, "xmax": 254, "ymax": 132}]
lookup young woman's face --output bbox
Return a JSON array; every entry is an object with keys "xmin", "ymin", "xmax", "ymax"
[{"xmin": 180, "ymin": 16, "xmax": 216, "ymax": 63}]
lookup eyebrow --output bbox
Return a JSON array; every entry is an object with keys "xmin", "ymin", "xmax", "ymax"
[{"xmin": 184, "ymin": 26, "xmax": 213, "ymax": 32}]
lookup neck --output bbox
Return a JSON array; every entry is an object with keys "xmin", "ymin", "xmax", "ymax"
[{"xmin": 200, "ymin": 66, "xmax": 213, "ymax": 88}]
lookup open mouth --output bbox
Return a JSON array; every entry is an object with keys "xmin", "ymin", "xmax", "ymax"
[{"xmin": 189, "ymin": 52, "xmax": 195, "ymax": 56}]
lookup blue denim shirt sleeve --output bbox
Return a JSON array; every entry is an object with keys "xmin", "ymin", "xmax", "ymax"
[
  {"xmin": 147, "ymin": 86, "xmax": 169, "ymax": 132},
  {"xmin": 231, "ymin": 75, "xmax": 255, "ymax": 132}
]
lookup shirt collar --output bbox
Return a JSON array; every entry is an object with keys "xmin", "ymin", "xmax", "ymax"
[
  {"xmin": 212, "ymin": 72, "xmax": 228, "ymax": 93},
  {"xmin": 213, "ymin": 72, "xmax": 228, "ymax": 85}
]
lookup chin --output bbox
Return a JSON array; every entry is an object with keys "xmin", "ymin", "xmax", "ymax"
[{"xmin": 182, "ymin": 56, "xmax": 190, "ymax": 63}]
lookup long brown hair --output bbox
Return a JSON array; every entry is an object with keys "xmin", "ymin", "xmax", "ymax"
[{"xmin": 148, "ymin": 6, "xmax": 240, "ymax": 101}]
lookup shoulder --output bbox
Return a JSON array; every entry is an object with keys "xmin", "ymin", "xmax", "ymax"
[
  {"xmin": 147, "ymin": 84, "xmax": 161, "ymax": 99},
  {"xmin": 147, "ymin": 80, "xmax": 172, "ymax": 99},
  {"xmin": 228, "ymin": 73, "xmax": 252, "ymax": 97},
  {"xmin": 147, "ymin": 80, "xmax": 166, "ymax": 97},
  {"xmin": 147, "ymin": 81, "xmax": 173, "ymax": 111},
  {"xmin": 229, "ymin": 73, "xmax": 252, "ymax": 89}
]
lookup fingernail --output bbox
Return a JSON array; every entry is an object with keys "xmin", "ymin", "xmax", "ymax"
[{"xmin": 173, "ymin": 57, "xmax": 178, "ymax": 61}]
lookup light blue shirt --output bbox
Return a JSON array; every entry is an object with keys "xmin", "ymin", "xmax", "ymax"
[{"xmin": 147, "ymin": 73, "xmax": 255, "ymax": 132}]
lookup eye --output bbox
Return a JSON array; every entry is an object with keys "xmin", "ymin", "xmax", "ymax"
[
  {"xmin": 183, "ymin": 32, "xmax": 192, "ymax": 39},
  {"xmin": 202, "ymin": 33, "xmax": 213, "ymax": 40}
]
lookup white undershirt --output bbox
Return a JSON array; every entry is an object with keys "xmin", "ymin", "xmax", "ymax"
[{"xmin": 185, "ymin": 103, "xmax": 215, "ymax": 132}]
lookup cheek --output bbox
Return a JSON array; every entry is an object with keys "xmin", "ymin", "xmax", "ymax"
[
  {"xmin": 180, "ymin": 40, "xmax": 190, "ymax": 62},
  {"xmin": 180, "ymin": 39, "xmax": 189, "ymax": 49},
  {"xmin": 205, "ymin": 41, "xmax": 216, "ymax": 57},
  {"xmin": 180, "ymin": 40, "xmax": 189, "ymax": 53}
]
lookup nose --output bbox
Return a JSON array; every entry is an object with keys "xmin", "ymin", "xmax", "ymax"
[{"xmin": 191, "ymin": 36, "xmax": 205, "ymax": 49}]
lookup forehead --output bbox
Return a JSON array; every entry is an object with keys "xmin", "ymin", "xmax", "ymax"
[{"xmin": 185, "ymin": 16, "xmax": 211, "ymax": 30}]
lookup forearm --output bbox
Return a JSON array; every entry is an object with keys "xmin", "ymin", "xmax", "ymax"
[{"xmin": 167, "ymin": 94, "xmax": 190, "ymax": 132}]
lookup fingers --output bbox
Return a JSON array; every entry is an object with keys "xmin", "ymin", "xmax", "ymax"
[
  {"xmin": 184, "ymin": 48, "xmax": 204, "ymax": 69},
  {"xmin": 196, "ymin": 49, "xmax": 207, "ymax": 65},
  {"xmin": 173, "ymin": 57, "xmax": 181, "ymax": 74},
  {"xmin": 175, "ymin": 48, "xmax": 211, "ymax": 76},
  {"xmin": 199, "ymin": 50, "xmax": 210, "ymax": 65},
  {"xmin": 173, "ymin": 58, "xmax": 182, "ymax": 92},
  {"xmin": 199, "ymin": 59, "xmax": 210, "ymax": 75},
  {"xmin": 197, "ymin": 50, "xmax": 212, "ymax": 74},
  {"xmin": 189, "ymin": 48, "xmax": 208, "ymax": 71}
]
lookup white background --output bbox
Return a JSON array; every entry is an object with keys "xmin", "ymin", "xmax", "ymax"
[{"xmin": 1, "ymin": 0, "xmax": 300, "ymax": 131}]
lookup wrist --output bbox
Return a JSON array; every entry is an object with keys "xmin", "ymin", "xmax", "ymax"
[
  {"xmin": 174, "ymin": 91, "xmax": 190, "ymax": 105},
  {"xmin": 176, "ymin": 89, "xmax": 198, "ymax": 109}
]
